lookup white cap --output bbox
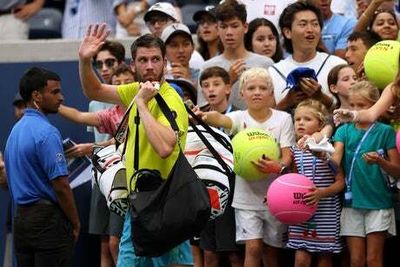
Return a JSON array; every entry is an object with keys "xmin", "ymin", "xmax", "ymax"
[
  {"xmin": 161, "ymin": 23, "xmax": 192, "ymax": 43},
  {"xmin": 144, "ymin": 2, "xmax": 178, "ymax": 22}
]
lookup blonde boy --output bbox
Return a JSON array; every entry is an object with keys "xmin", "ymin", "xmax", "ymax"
[{"xmin": 195, "ymin": 67, "xmax": 295, "ymax": 267}]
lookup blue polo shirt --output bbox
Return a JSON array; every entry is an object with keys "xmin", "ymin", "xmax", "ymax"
[
  {"xmin": 4, "ymin": 108, "xmax": 69, "ymax": 205},
  {"xmin": 322, "ymin": 14, "xmax": 357, "ymax": 54}
]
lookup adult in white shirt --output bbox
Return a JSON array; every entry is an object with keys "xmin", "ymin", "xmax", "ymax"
[{"xmin": 269, "ymin": 1, "xmax": 346, "ymax": 112}]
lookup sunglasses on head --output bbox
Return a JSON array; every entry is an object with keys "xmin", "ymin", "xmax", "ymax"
[{"xmin": 94, "ymin": 58, "xmax": 117, "ymax": 69}]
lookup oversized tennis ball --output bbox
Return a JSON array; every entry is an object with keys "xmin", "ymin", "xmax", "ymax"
[
  {"xmin": 266, "ymin": 173, "xmax": 317, "ymax": 224},
  {"xmin": 364, "ymin": 40, "xmax": 400, "ymax": 90},
  {"xmin": 231, "ymin": 128, "xmax": 280, "ymax": 180}
]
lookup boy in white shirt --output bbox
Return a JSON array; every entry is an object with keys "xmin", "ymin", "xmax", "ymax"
[{"xmin": 195, "ymin": 67, "xmax": 295, "ymax": 267}]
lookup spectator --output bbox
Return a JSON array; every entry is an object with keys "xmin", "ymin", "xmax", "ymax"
[
  {"xmin": 193, "ymin": 5, "xmax": 224, "ymax": 60},
  {"xmin": 0, "ymin": 0, "xmax": 45, "ymax": 40},
  {"xmin": 330, "ymin": 0, "xmax": 358, "ymax": 18},
  {"xmin": 269, "ymin": 1, "xmax": 346, "ymax": 112},
  {"xmin": 88, "ymin": 40, "xmax": 126, "ymax": 145},
  {"xmin": 161, "ymin": 23, "xmax": 200, "ymax": 85},
  {"xmin": 4, "ymin": 67, "xmax": 80, "ymax": 267},
  {"xmin": 198, "ymin": 0, "xmax": 274, "ymax": 110},
  {"xmin": 194, "ymin": 68, "xmax": 295, "ymax": 267},
  {"xmin": 344, "ymin": 31, "xmax": 381, "ymax": 75},
  {"xmin": 115, "ymin": 0, "xmax": 148, "ymax": 37},
  {"xmin": 332, "ymin": 80, "xmax": 400, "ymax": 267},
  {"xmin": 144, "ymin": 2, "xmax": 205, "ymax": 70},
  {"xmin": 62, "ymin": 0, "xmax": 125, "ymax": 39},
  {"xmin": 244, "ymin": 18, "xmax": 283, "ymax": 62},
  {"xmin": 328, "ymin": 64, "xmax": 357, "ymax": 110},
  {"xmin": 197, "ymin": 66, "xmax": 243, "ymax": 267},
  {"xmin": 313, "ymin": 0, "xmax": 357, "ymax": 58},
  {"xmin": 354, "ymin": 0, "xmax": 399, "ymax": 40}
]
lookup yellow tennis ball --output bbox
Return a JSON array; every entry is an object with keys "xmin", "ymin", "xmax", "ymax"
[
  {"xmin": 364, "ymin": 40, "xmax": 400, "ymax": 90},
  {"xmin": 231, "ymin": 128, "xmax": 280, "ymax": 181}
]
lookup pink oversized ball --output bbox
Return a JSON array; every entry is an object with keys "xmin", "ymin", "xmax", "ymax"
[
  {"xmin": 266, "ymin": 173, "xmax": 317, "ymax": 224},
  {"xmin": 397, "ymin": 131, "xmax": 400, "ymax": 153}
]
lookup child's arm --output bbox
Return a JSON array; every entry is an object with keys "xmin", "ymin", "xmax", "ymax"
[
  {"xmin": 59, "ymin": 104, "xmax": 100, "ymax": 127},
  {"xmin": 304, "ymin": 166, "xmax": 345, "ymax": 205},
  {"xmin": 330, "ymin": 141, "xmax": 344, "ymax": 167},
  {"xmin": 193, "ymin": 107, "xmax": 233, "ymax": 130},
  {"xmin": 363, "ymin": 148, "xmax": 400, "ymax": 178},
  {"xmin": 297, "ymin": 124, "xmax": 333, "ymax": 149},
  {"xmin": 334, "ymin": 83, "xmax": 396, "ymax": 125}
]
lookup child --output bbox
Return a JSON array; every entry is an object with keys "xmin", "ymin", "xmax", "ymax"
[
  {"xmin": 59, "ymin": 64, "xmax": 135, "ymax": 148},
  {"xmin": 333, "ymin": 81, "xmax": 400, "ymax": 267},
  {"xmin": 197, "ymin": 66, "xmax": 243, "ymax": 267},
  {"xmin": 195, "ymin": 67, "xmax": 295, "ymax": 267},
  {"xmin": 328, "ymin": 64, "xmax": 357, "ymax": 110},
  {"xmin": 288, "ymin": 99, "xmax": 345, "ymax": 267},
  {"xmin": 334, "ymin": 71, "xmax": 400, "ymax": 126},
  {"xmin": 200, "ymin": 66, "xmax": 237, "ymax": 113},
  {"xmin": 297, "ymin": 64, "xmax": 357, "ymax": 149}
]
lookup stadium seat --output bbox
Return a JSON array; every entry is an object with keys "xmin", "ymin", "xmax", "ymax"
[
  {"xmin": 180, "ymin": 4, "xmax": 207, "ymax": 33},
  {"xmin": 28, "ymin": 8, "xmax": 63, "ymax": 39}
]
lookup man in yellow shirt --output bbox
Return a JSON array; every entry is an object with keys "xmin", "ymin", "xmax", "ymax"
[{"xmin": 78, "ymin": 23, "xmax": 191, "ymax": 266}]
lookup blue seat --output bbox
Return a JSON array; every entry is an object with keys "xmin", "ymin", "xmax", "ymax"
[
  {"xmin": 28, "ymin": 8, "xmax": 63, "ymax": 39},
  {"xmin": 180, "ymin": 4, "xmax": 207, "ymax": 33}
]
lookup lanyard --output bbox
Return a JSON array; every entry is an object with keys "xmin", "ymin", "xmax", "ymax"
[
  {"xmin": 224, "ymin": 104, "xmax": 233, "ymax": 114},
  {"xmin": 346, "ymin": 123, "xmax": 376, "ymax": 191},
  {"xmin": 300, "ymin": 151, "xmax": 316, "ymax": 181}
]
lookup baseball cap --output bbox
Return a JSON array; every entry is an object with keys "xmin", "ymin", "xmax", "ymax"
[
  {"xmin": 161, "ymin": 23, "xmax": 192, "ymax": 44},
  {"xmin": 144, "ymin": 2, "xmax": 178, "ymax": 22},
  {"xmin": 193, "ymin": 5, "xmax": 216, "ymax": 23},
  {"xmin": 166, "ymin": 78, "xmax": 197, "ymax": 103}
]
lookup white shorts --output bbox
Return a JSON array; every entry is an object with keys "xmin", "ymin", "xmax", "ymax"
[
  {"xmin": 235, "ymin": 208, "xmax": 287, "ymax": 248},
  {"xmin": 340, "ymin": 207, "xmax": 396, "ymax": 237}
]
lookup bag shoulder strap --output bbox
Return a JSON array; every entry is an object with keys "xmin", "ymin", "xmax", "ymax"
[
  {"xmin": 114, "ymin": 98, "xmax": 136, "ymax": 148},
  {"xmin": 185, "ymin": 106, "xmax": 232, "ymax": 152},
  {"xmin": 134, "ymin": 108, "xmax": 140, "ymax": 171},
  {"xmin": 270, "ymin": 65, "xmax": 287, "ymax": 83},
  {"xmin": 133, "ymin": 93, "xmax": 181, "ymax": 172},
  {"xmin": 154, "ymin": 94, "xmax": 179, "ymax": 132},
  {"xmin": 189, "ymin": 121, "xmax": 233, "ymax": 175},
  {"xmin": 316, "ymin": 54, "xmax": 331, "ymax": 77}
]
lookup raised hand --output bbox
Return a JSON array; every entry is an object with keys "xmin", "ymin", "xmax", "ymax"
[
  {"xmin": 333, "ymin": 109, "xmax": 358, "ymax": 126},
  {"xmin": 228, "ymin": 59, "xmax": 246, "ymax": 84},
  {"xmin": 78, "ymin": 24, "xmax": 111, "ymax": 61}
]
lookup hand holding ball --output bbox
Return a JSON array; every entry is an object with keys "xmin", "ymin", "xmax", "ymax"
[
  {"xmin": 266, "ymin": 173, "xmax": 317, "ymax": 224},
  {"xmin": 231, "ymin": 128, "xmax": 280, "ymax": 180}
]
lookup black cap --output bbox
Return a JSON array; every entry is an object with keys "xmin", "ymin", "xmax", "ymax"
[
  {"xmin": 193, "ymin": 5, "xmax": 216, "ymax": 23},
  {"xmin": 12, "ymin": 92, "xmax": 25, "ymax": 106},
  {"xmin": 166, "ymin": 78, "xmax": 197, "ymax": 103}
]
